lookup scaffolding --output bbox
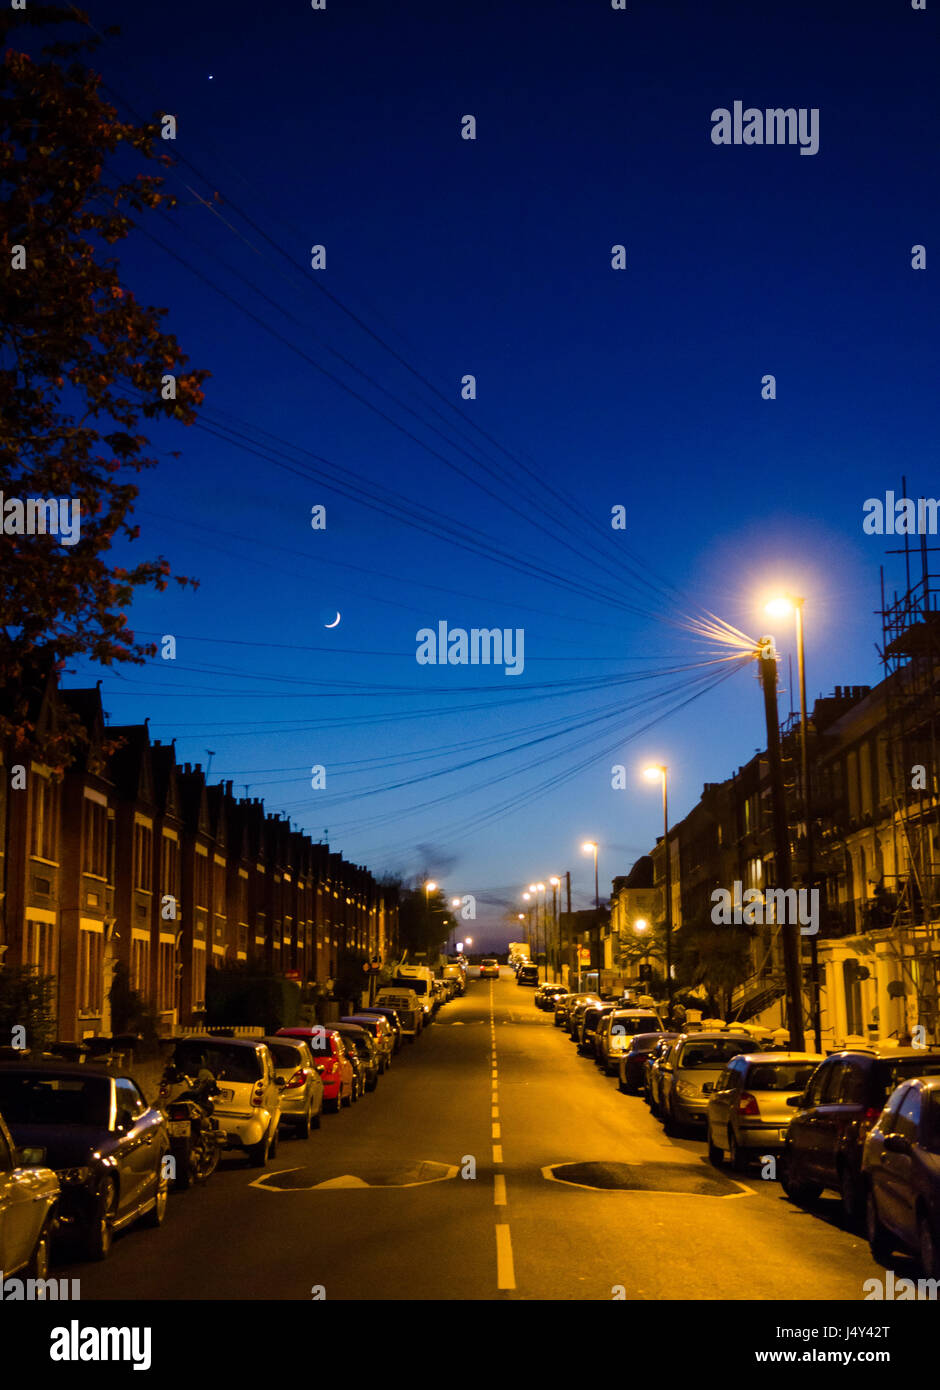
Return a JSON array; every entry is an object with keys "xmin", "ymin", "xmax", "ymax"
[{"xmin": 877, "ymin": 498, "xmax": 940, "ymax": 1037}]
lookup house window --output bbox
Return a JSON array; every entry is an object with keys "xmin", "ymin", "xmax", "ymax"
[
  {"xmin": 134, "ymin": 822, "xmax": 153, "ymax": 892},
  {"xmin": 194, "ymin": 851, "xmax": 209, "ymax": 910},
  {"xmin": 192, "ymin": 946, "xmax": 206, "ymax": 1009},
  {"xmin": 78, "ymin": 927, "xmax": 104, "ymax": 1014},
  {"xmin": 82, "ymin": 798, "xmax": 108, "ymax": 876},
  {"xmin": 30, "ymin": 776, "xmax": 59, "ymax": 860},
  {"xmin": 131, "ymin": 936, "xmax": 151, "ymax": 994},
  {"xmin": 156, "ymin": 939, "xmax": 176, "ymax": 1012},
  {"xmin": 24, "ymin": 918, "xmax": 58, "ymax": 976}
]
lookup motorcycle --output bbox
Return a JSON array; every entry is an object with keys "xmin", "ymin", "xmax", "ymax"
[{"xmin": 159, "ymin": 1064, "xmax": 226, "ymax": 1189}]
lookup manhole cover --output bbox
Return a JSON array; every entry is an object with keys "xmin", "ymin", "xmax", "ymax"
[
  {"xmin": 252, "ymin": 1159, "xmax": 458, "ymax": 1191},
  {"xmin": 543, "ymin": 1162, "xmax": 747, "ymax": 1196}
]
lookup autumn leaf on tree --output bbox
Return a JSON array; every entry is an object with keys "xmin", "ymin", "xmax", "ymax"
[{"xmin": 0, "ymin": 5, "xmax": 209, "ymax": 768}]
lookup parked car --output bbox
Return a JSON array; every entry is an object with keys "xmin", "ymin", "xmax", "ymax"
[
  {"xmin": 535, "ymin": 984, "xmax": 567, "ymax": 1011},
  {"xmin": 596, "ymin": 1011, "xmax": 665, "ymax": 1073},
  {"xmin": 658, "ymin": 1032, "xmax": 764, "ymax": 1135},
  {"xmin": 0, "ymin": 1107, "xmax": 59, "ymax": 1279},
  {"xmin": 262, "ymin": 1037, "xmax": 324, "ymax": 1138},
  {"xmin": 782, "ymin": 1046, "xmax": 940, "ymax": 1225},
  {"xmin": 645, "ymin": 1035, "xmax": 681, "ymax": 1112},
  {"xmin": 336, "ymin": 1028, "xmax": 381, "ymax": 1089},
  {"xmin": 359, "ymin": 1006, "xmax": 404, "ymax": 1054},
  {"xmin": 0, "ymin": 1062, "xmax": 169, "ymax": 1260},
  {"xmin": 168, "ymin": 1037, "xmax": 282, "ymax": 1166},
  {"xmin": 442, "ymin": 964, "xmax": 466, "ymax": 996},
  {"xmin": 555, "ymin": 992, "xmax": 589, "ymax": 1028},
  {"xmin": 343, "ymin": 1013, "xmax": 394, "ymax": 1073},
  {"xmin": 276, "ymin": 1026, "xmax": 354, "ymax": 1110},
  {"xmin": 431, "ymin": 979, "xmax": 449, "ymax": 1009},
  {"xmin": 862, "ymin": 1074, "xmax": 940, "ymax": 1276},
  {"xmin": 480, "ymin": 958, "xmax": 501, "ymax": 979},
  {"xmin": 341, "ymin": 1038, "xmax": 366, "ymax": 1101},
  {"xmin": 705, "ymin": 1052, "xmax": 824, "ymax": 1171},
  {"xmin": 517, "ymin": 964, "xmax": 540, "ymax": 988},
  {"xmin": 334, "ymin": 1023, "xmax": 381, "ymax": 1093},
  {"xmin": 618, "ymin": 1032, "xmax": 679, "ymax": 1092},
  {"xmin": 569, "ymin": 996, "xmax": 604, "ymax": 1042},
  {"xmin": 579, "ymin": 1003, "xmax": 618, "ymax": 1055}
]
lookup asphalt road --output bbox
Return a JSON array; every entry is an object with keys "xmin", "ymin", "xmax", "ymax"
[{"xmin": 58, "ymin": 971, "xmax": 905, "ymax": 1301}]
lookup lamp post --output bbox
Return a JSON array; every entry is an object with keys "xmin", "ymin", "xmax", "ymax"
[
  {"xmin": 549, "ymin": 877, "xmax": 560, "ymax": 981},
  {"xmin": 528, "ymin": 884, "xmax": 539, "ymax": 976},
  {"xmin": 424, "ymin": 879, "xmax": 437, "ymax": 950},
  {"xmin": 643, "ymin": 766, "xmax": 673, "ymax": 1026},
  {"xmin": 634, "ymin": 917, "xmax": 649, "ymax": 998},
  {"xmin": 581, "ymin": 842, "xmax": 599, "ymax": 988},
  {"xmin": 766, "ymin": 595, "xmax": 820, "ymax": 1051}
]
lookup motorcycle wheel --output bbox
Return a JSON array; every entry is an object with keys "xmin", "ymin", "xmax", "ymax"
[{"xmin": 198, "ymin": 1136, "xmax": 221, "ymax": 1182}]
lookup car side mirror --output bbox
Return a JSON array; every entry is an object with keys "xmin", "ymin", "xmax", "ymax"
[
  {"xmin": 786, "ymin": 1094, "xmax": 803, "ymax": 1108},
  {"xmin": 116, "ymin": 1109, "xmax": 134, "ymax": 1133},
  {"xmin": 275, "ymin": 1076, "xmax": 286, "ymax": 1088},
  {"xmin": 884, "ymin": 1132, "xmax": 912, "ymax": 1155},
  {"xmin": 16, "ymin": 1146, "xmax": 47, "ymax": 1167},
  {"xmin": 701, "ymin": 1082, "xmax": 715, "ymax": 1094}
]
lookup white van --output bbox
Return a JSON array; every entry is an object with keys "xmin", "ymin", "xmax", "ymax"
[{"xmin": 394, "ymin": 966, "xmax": 436, "ymax": 1021}]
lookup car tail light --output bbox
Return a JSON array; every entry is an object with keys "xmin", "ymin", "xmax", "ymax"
[
  {"xmin": 862, "ymin": 1106, "xmax": 881, "ymax": 1125},
  {"xmin": 167, "ymin": 1102, "xmax": 190, "ymax": 1120},
  {"xmin": 251, "ymin": 1081, "xmax": 265, "ymax": 1107},
  {"xmin": 736, "ymin": 1091, "xmax": 760, "ymax": 1117},
  {"xmin": 285, "ymin": 1069, "xmax": 307, "ymax": 1090}
]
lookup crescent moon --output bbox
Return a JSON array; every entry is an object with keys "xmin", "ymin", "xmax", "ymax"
[{"xmin": 324, "ymin": 612, "xmax": 341, "ymax": 629}]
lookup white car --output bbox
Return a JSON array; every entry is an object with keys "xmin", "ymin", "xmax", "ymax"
[{"xmin": 168, "ymin": 1037, "xmax": 282, "ymax": 1167}]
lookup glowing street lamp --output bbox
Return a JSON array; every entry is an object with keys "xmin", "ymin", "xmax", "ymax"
[{"xmin": 765, "ymin": 591, "xmax": 820, "ymax": 1051}]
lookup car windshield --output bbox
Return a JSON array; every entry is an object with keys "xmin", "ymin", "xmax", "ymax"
[
  {"xmin": 0, "ymin": 1072, "xmax": 112, "ymax": 1128},
  {"xmin": 629, "ymin": 1033, "xmax": 662, "ymax": 1050},
  {"xmin": 395, "ymin": 977, "xmax": 428, "ymax": 995},
  {"xmin": 680, "ymin": 1038, "xmax": 760, "ymax": 1067},
  {"xmin": 746, "ymin": 1062, "xmax": 819, "ymax": 1091},
  {"xmin": 483, "ymin": 959, "xmax": 498, "ymax": 966},
  {"xmin": 174, "ymin": 1042, "xmax": 263, "ymax": 1082}
]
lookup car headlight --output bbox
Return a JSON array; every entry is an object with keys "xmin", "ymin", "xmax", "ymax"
[
  {"xmin": 675, "ymin": 1080, "xmax": 699, "ymax": 1099},
  {"xmin": 57, "ymin": 1166, "xmax": 93, "ymax": 1184}
]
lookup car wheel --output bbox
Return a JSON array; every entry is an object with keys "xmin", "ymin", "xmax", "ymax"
[
  {"xmin": 617, "ymin": 1073, "xmax": 627, "ymax": 1093},
  {"xmin": 268, "ymin": 1123, "xmax": 279, "ymax": 1159},
  {"xmin": 85, "ymin": 1178, "xmax": 117, "ymax": 1261},
  {"xmin": 312, "ymin": 1100, "xmax": 322, "ymax": 1130},
  {"xmin": 663, "ymin": 1097, "xmax": 679, "ymax": 1137},
  {"xmin": 865, "ymin": 1184, "xmax": 894, "ymax": 1264},
  {"xmin": 343, "ymin": 1082, "xmax": 353, "ymax": 1107},
  {"xmin": 839, "ymin": 1165, "xmax": 863, "ymax": 1228},
  {"xmin": 27, "ymin": 1221, "xmax": 52, "ymax": 1280},
  {"xmin": 707, "ymin": 1130, "xmax": 724, "ymax": 1167},
  {"xmin": 247, "ymin": 1128, "xmax": 271, "ymax": 1168},
  {"xmin": 297, "ymin": 1102, "xmax": 312, "ymax": 1140},
  {"xmin": 144, "ymin": 1161, "xmax": 170, "ymax": 1227},
  {"xmin": 918, "ymin": 1210, "xmax": 940, "ymax": 1279},
  {"xmin": 779, "ymin": 1152, "xmax": 822, "ymax": 1204},
  {"xmin": 729, "ymin": 1128, "xmax": 748, "ymax": 1174}
]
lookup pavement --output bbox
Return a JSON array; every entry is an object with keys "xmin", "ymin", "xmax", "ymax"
[{"xmin": 57, "ymin": 970, "xmax": 905, "ymax": 1301}]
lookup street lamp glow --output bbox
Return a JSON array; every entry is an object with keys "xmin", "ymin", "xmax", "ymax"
[
  {"xmin": 451, "ymin": 897, "xmax": 461, "ymax": 908},
  {"xmin": 537, "ymin": 881, "xmax": 545, "ymax": 892},
  {"xmin": 635, "ymin": 918, "xmax": 648, "ymax": 932},
  {"xmin": 549, "ymin": 876, "xmax": 560, "ymax": 887},
  {"xmin": 764, "ymin": 596, "xmax": 794, "ymax": 619},
  {"xmin": 522, "ymin": 891, "xmax": 531, "ymax": 902},
  {"xmin": 643, "ymin": 765, "xmax": 664, "ymax": 782},
  {"xmin": 517, "ymin": 913, "xmax": 525, "ymax": 921},
  {"xmin": 465, "ymin": 937, "xmax": 472, "ymax": 947},
  {"xmin": 425, "ymin": 880, "xmax": 437, "ymax": 893},
  {"xmin": 581, "ymin": 841, "xmax": 597, "ymax": 854},
  {"xmin": 528, "ymin": 883, "xmax": 538, "ymax": 893}
]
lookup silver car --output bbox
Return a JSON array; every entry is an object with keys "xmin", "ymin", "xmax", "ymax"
[
  {"xmin": 263, "ymin": 1037, "xmax": 324, "ymax": 1139},
  {"xmin": 705, "ymin": 1052, "xmax": 823, "ymax": 1171},
  {"xmin": 659, "ymin": 1032, "xmax": 764, "ymax": 1134},
  {"xmin": 0, "ymin": 1110, "xmax": 59, "ymax": 1280}
]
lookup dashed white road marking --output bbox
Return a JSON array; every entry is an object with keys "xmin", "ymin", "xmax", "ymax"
[{"xmin": 494, "ymin": 1174, "xmax": 507, "ymax": 1205}]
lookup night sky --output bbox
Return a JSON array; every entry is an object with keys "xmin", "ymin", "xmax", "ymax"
[{"xmin": 56, "ymin": 0, "xmax": 940, "ymax": 944}]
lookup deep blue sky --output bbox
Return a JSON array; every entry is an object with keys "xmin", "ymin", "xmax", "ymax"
[{"xmin": 50, "ymin": 0, "xmax": 940, "ymax": 945}]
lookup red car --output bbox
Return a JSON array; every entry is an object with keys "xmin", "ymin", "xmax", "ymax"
[
  {"xmin": 276, "ymin": 1027, "xmax": 354, "ymax": 1111},
  {"xmin": 480, "ymin": 958, "xmax": 500, "ymax": 979}
]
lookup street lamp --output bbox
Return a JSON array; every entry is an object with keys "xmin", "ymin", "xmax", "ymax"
[
  {"xmin": 549, "ymin": 877, "xmax": 560, "ymax": 981},
  {"xmin": 766, "ymin": 592, "xmax": 821, "ymax": 1051},
  {"xmin": 643, "ymin": 766, "xmax": 673, "ymax": 1025},
  {"xmin": 424, "ymin": 879, "xmax": 437, "ymax": 948},
  {"xmin": 581, "ymin": 842, "xmax": 599, "ymax": 985}
]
